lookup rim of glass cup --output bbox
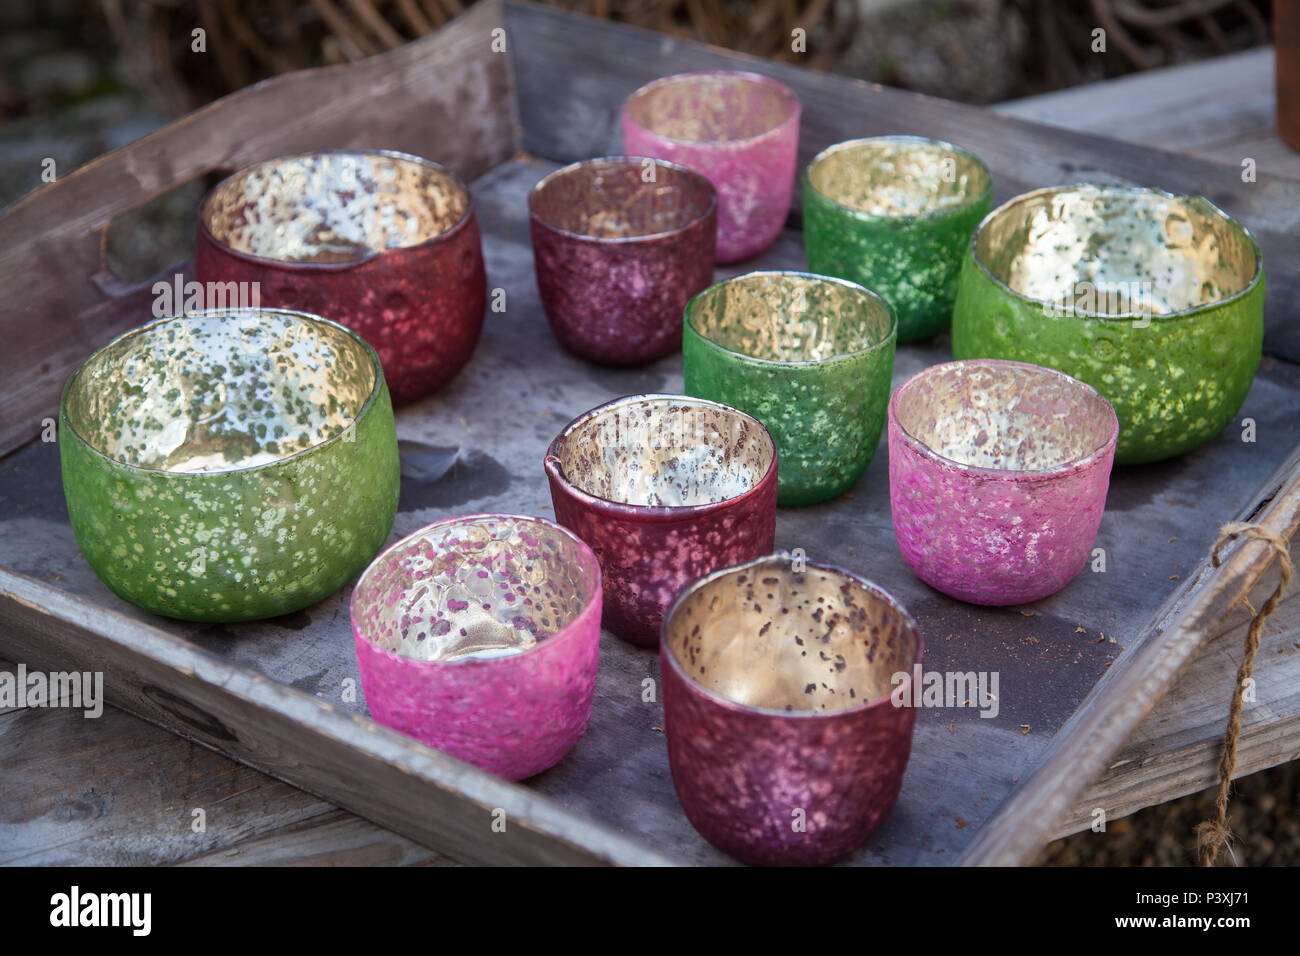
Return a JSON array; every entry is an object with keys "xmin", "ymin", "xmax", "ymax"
[
  {"xmin": 966, "ymin": 182, "xmax": 1263, "ymax": 325},
  {"xmin": 660, "ymin": 551, "xmax": 925, "ymax": 719},
  {"xmin": 349, "ymin": 512, "xmax": 602, "ymax": 667},
  {"xmin": 684, "ymin": 270, "xmax": 898, "ymax": 368},
  {"xmin": 527, "ymin": 155, "xmax": 719, "ymax": 244},
  {"xmin": 60, "ymin": 307, "xmax": 386, "ymax": 478},
  {"xmin": 622, "ymin": 70, "xmax": 801, "ymax": 150},
  {"xmin": 198, "ymin": 148, "xmax": 477, "ymax": 270},
  {"xmin": 544, "ymin": 393, "xmax": 779, "ymax": 519},
  {"xmin": 803, "ymin": 134, "xmax": 993, "ymax": 223},
  {"xmin": 888, "ymin": 358, "xmax": 1119, "ymax": 483}
]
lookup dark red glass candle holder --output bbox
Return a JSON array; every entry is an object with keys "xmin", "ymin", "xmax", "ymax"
[
  {"xmin": 529, "ymin": 156, "xmax": 717, "ymax": 366},
  {"xmin": 662, "ymin": 553, "xmax": 924, "ymax": 866},
  {"xmin": 196, "ymin": 149, "xmax": 487, "ymax": 405},
  {"xmin": 544, "ymin": 394, "xmax": 778, "ymax": 646}
]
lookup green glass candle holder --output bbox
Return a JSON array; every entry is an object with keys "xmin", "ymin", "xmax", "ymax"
[
  {"xmin": 60, "ymin": 308, "xmax": 400, "ymax": 622},
  {"xmin": 683, "ymin": 271, "xmax": 897, "ymax": 507},
  {"xmin": 951, "ymin": 184, "xmax": 1264, "ymax": 465},
  {"xmin": 802, "ymin": 136, "xmax": 991, "ymax": 343}
]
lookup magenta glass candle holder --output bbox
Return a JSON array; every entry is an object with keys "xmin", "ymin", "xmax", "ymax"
[
  {"xmin": 544, "ymin": 394, "xmax": 778, "ymax": 647},
  {"xmin": 529, "ymin": 156, "xmax": 717, "ymax": 365},
  {"xmin": 888, "ymin": 359, "xmax": 1119, "ymax": 606},
  {"xmin": 662, "ymin": 553, "xmax": 924, "ymax": 866},
  {"xmin": 196, "ymin": 149, "xmax": 487, "ymax": 406},
  {"xmin": 350, "ymin": 514, "xmax": 602, "ymax": 781},
  {"xmin": 622, "ymin": 71, "xmax": 801, "ymax": 263}
]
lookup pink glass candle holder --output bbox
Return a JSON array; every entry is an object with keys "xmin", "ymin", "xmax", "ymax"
[
  {"xmin": 888, "ymin": 359, "xmax": 1119, "ymax": 606},
  {"xmin": 662, "ymin": 553, "xmax": 924, "ymax": 866},
  {"xmin": 196, "ymin": 149, "xmax": 487, "ymax": 406},
  {"xmin": 350, "ymin": 514, "xmax": 601, "ymax": 781},
  {"xmin": 528, "ymin": 156, "xmax": 717, "ymax": 366},
  {"xmin": 622, "ymin": 71, "xmax": 801, "ymax": 263},
  {"xmin": 544, "ymin": 394, "xmax": 778, "ymax": 647}
]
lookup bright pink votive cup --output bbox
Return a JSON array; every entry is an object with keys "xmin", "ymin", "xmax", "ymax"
[
  {"xmin": 622, "ymin": 71, "xmax": 801, "ymax": 263},
  {"xmin": 888, "ymin": 359, "xmax": 1119, "ymax": 606},
  {"xmin": 350, "ymin": 514, "xmax": 601, "ymax": 780},
  {"xmin": 545, "ymin": 394, "xmax": 778, "ymax": 647},
  {"xmin": 662, "ymin": 553, "xmax": 924, "ymax": 866}
]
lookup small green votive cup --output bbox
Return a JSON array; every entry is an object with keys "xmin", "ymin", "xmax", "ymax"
[
  {"xmin": 951, "ymin": 184, "xmax": 1265, "ymax": 465},
  {"xmin": 683, "ymin": 271, "xmax": 897, "ymax": 507},
  {"xmin": 59, "ymin": 308, "xmax": 400, "ymax": 623},
  {"xmin": 802, "ymin": 135, "xmax": 992, "ymax": 343}
]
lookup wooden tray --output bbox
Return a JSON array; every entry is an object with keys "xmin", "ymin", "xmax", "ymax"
[{"xmin": 2, "ymin": 0, "xmax": 1298, "ymax": 866}]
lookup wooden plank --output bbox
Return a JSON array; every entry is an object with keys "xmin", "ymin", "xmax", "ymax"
[
  {"xmin": 504, "ymin": 3, "xmax": 1300, "ymax": 364},
  {"xmin": 0, "ymin": 567, "xmax": 675, "ymax": 866},
  {"xmin": 0, "ymin": 0, "xmax": 517, "ymax": 459},
  {"xmin": 0, "ymin": 660, "xmax": 448, "ymax": 866},
  {"xmin": 958, "ymin": 443, "xmax": 1300, "ymax": 865},
  {"xmin": 1053, "ymin": 557, "xmax": 1300, "ymax": 838}
]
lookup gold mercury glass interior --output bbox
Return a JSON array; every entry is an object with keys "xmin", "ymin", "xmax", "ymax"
[
  {"xmin": 896, "ymin": 361, "xmax": 1114, "ymax": 471},
  {"xmin": 554, "ymin": 396, "xmax": 774, "ymax": 507},
  {"xmin": 203, "ymin": 152, "xmax": 468, "ymax": 263},
  {"xmin": 807, "ymin": 138, "xmax": 990, "ymax": 217},
  {"xmin": 530, "ymin": 159, "xmax": 714, "ymax": 239},
  {"xmin": 975, "ymin": 186, "xmax": 1258, "ymax": 316},
  {"xmin": 624, "ymin": 73, "xmax": 798, "ymax": 143},
  {"xmin": 354, "ymin": 517, "xmax": 595, "ymax": 662},
  {"xmin": 665, "ymin": 557, "xmax": 919, "ymax": 713},
  {"xmin": 689, "ymin": 273, "xmax": 893, "ymax": 362},
  {"xmin": 65, "ymin": 310, "xmax": 375, "ymax": 473}
]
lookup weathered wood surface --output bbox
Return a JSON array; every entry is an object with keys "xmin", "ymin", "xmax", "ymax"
[
  {"xmin": 2, "ymin": 148, "xmax": 1299, "ymax": 865},
  {"xmin": 996, "ymin": 48, "xmax": 1298, "ymax": 183},
  {"xmin": 1054, "ymin": 547, "xmax": 1300, "ymax": 840},
  {"xmin": 0, "ymin": 0, "xmax": 516, "ymax": 459},
  {"xmin": 503, "ymin": 4, "xmax": 1300, "ymax": 365}
]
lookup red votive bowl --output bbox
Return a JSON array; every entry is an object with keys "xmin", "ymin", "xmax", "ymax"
[
  {"xmin": 662, "ymin": 553, "xmax": 924, "ymax": 866},
  {"xmin": 622, "ymin": 71, "xmax": 801, "ymax": 263},
  {"xmin": 350, "ymin": 514, "xmax": 601, "ymax": 781},
  {"xmin": 544, "ymin": 394, "xmax": 778, "ymax": 647},
  {"xmin": 888, "ymin": 359, "xmax": 1119, "ymax": 606},
  {"xmin": 529, "ymin": 156, "xmax": 717, "ymax": 365},
  {"xmin": 196, "ymin": 149, "xmax": 487, "ymax": 405}
]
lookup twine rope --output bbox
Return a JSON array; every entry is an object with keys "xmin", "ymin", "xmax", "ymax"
[{"xmin": 1194, "ymin": 521, "xmax": 1294, "ymax": 866}]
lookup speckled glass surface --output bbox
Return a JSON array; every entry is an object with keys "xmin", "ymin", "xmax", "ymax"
[
  {"xmin": 622, "ymin": 71, "xmax": 800, "ymax": 263},
  {"xmin": 951, "ymin": 184, "xmax": 1264, "ymax": 464},
  {"xmin": 529, "ymin": 157, "xmax": 717, "ymax": 365},
  {"xmin": 196, "ymin": 150, "xmax": 486, "ymax": 405},
  {"xmin": 351, "ymin": 514, "xmax": 601, "ymax": 781},
  {"xmin": 803, "ymin": 136, "xmax": 991, "ymax": 343},
  {"xmin": 683, "ymin": 272, "xmax": 896, "ymax": 507},
  {"xmin": 60, "ymin": 309, "xmax": 399, "ymax": 622},
  {"xmin": 544, "ymin": 394, "xmax": 778, "ymax": 646},
  {"xmin": 888, "ymin": 359, "xmax": 1118, "ymax": 606},
  {"xmin": 661, "ymin": 553, "xmax": 923, "ymax": 866}
]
